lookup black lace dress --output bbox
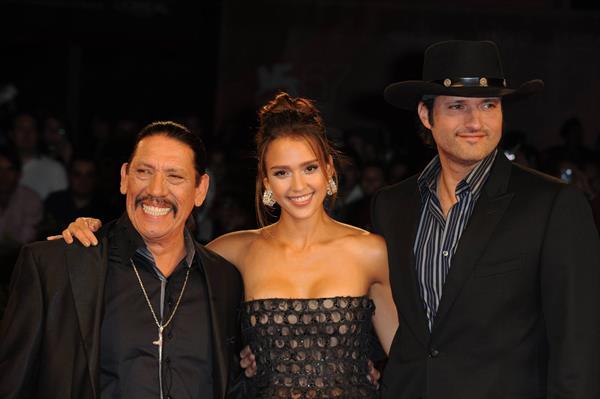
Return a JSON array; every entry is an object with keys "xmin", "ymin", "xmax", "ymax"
[{"xmin": 241, "ymin": 296, "xmax": 377, "ymax": 399}]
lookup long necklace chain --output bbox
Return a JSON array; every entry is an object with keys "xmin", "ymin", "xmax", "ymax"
[
  {"xmin": 130, "ymin": 259, "xmax": 191, "ymax": 332},
  {"xmin": 130, "ymin": 258, "xmax": 191, "ymax": 399}
]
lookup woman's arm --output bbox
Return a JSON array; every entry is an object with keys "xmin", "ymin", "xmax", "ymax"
[
  {"xmin": 48, "ymin": 217, "xmax": 102, "ymax": 246},
  {"xmin": 366, "ymin": 234, "xmax": 399, "ymax": 356}
]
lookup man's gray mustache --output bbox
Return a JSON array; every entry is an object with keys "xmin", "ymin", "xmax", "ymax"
[{"xmin": 135, "ymin": 195, "xmax": 178, "ymax": 215}]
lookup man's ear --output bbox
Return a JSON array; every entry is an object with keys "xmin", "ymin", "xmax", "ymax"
[
  {"xmin": 417, "ymin": 102, "xmax": 433, "ymax": 130},
  {"xmin": 119, "ymin": 163, "xmax": 129, "ymax": 195},
  {"xmin": 194, "ymin": 173, "xmax": 210, "ymax": 207}
]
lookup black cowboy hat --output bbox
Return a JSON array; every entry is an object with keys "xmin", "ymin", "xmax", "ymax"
[{"xmin": 384, "ymin": 40, "xmax": 544, "ymax": 110}]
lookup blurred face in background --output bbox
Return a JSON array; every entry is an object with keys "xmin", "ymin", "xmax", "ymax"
[
  {"xmin": 389, "ymin": 161, "xmax": 409, "ymax": 184},
  {"xmin": 340, "ymin": 161, "xmax": 360, "ymax": 191},
  {"xmin": 69, "ymin": 159, "xmax": 97, "ymax": 198},
  {"xmin": 43, "ymin": 117, "xmax": 67, "ymax": 147},
  {"xmin": 11, "ymin": 114, "xmax": 39, "ymax": 154},
  {"xmin": 0, "ymin": 155, "xmax": 20, "ymax": 198},
  {"xmin": 361, "ymin": 165, "xmax": 386, "ymax": 196}
]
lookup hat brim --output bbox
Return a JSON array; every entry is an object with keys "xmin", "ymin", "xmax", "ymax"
[{"xmin": 384, "ymin": 79, "xmax": 544, "ymax": 110}]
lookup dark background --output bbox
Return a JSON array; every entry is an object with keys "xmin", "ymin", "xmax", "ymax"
[{"xmin": 2, "ymin": 0, "xmax": 600, "ymax": 147}]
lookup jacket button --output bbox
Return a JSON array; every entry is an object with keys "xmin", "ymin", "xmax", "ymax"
[{"xmin": 429, "ymin": 349, "xmax": 440, "ymax": 358}]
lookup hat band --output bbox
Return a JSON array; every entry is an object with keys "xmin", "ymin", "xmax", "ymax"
[{"xmin": 431, "ymin": 77, "xmax": 507, "ymax": 88}]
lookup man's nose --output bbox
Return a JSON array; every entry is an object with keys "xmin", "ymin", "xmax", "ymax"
[
  {"xmin": 148, "ymin": 173, "xmax": 169, "ymax": 196},
  {"xmin": 464, "ymin": 108, "xmax": 483, "ymax": 130}
]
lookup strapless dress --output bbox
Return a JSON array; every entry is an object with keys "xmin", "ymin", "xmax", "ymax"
[{"xmin": 241, "ymin": 296, "xmax": 377, "ymax": 398}]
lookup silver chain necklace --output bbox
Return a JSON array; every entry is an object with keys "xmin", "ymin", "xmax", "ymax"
[{"xmin": 130, "ymin": 258, "xmax": 191, "ymax": 399}]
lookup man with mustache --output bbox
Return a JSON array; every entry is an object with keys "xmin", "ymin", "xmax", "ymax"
[
  {"xmin": 373, "ymin": 40, "xmax": 600, "ymax": 398},
  {"xmin": 0, "ymin": 121, "xmax": 246, "ymax": 399}
]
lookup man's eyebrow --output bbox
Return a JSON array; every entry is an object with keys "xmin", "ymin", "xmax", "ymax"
[
  {"xmin": 269, "ymin": 159, "xmax": 319, "ymax": 170},
  {"xmin": 442, "ymin": 99, "xmax": 467, "ymax": 104},
  {"xmin": 164, "ymin": 167, "xmax": 186, "ymax": 174},
  {"xmin": 135, "ymin": 162, "xmax": 155, "ymax": 169},
  {"xmin": 135, "ymin": 162, "xmax": 186, "ymax": 173}
]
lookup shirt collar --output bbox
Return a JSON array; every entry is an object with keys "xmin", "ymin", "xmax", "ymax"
[
  {"xmin": 417, "ymin": 156, "xmax": 442, "ymax": 200},
  {"xmin": 113, "ymin": 213, "xmax": 196, "ymax": 273},
  {"xmin": 463, "ymin": 149, "xmax": 497, "ymax": 198},
  {"xmin": 418, "ymin": 149, "xmax": 498, "ymax": 201}
]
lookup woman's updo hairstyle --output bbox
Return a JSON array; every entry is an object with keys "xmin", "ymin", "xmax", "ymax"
[{"xmin": 255, "ymin": 92, "xmax": 339, "ymax": 226}]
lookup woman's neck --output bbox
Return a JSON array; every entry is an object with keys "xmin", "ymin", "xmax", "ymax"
[{"xmin": 269, "ymin": 209, "xmax": 332, "ymax": 250}]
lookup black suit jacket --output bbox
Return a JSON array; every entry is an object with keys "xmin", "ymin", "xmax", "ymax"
[
  {"xmin": 0, "ymin": 220, "xmax": 244, "ymax": 399},
  {"xmin": 372, "ymin": 154, "xmax": 600, "ymax": 399}
]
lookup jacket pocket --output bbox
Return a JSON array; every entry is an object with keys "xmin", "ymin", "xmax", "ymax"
[{"xmin": 474, "ymin": 257, "xmax": 522, "ymax": 278}]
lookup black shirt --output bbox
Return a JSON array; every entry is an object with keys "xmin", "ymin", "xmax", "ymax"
[{"xmin": 100, "ymin": 215, "xmax": 213, "ymax": 399}]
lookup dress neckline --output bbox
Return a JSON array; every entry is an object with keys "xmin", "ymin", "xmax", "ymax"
[{"xmin": 242, "ymin": 295, "xmax": 370, "ymax": 304}]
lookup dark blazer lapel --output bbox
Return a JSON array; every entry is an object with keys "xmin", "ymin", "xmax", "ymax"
[
  {"xmin": 195, "ymin": 243, "xmax": 229, "ymax": 399},
  {"xmin": 389, "ymin": 181, "xmax": 431, "ymax": 347},
  {"xmin": 66, "ymin": 238, "xmax": 108, "ymax": 399},
  {"xmin": 433, "ymin": 154, "xmax": 514, "ymax": 332}
]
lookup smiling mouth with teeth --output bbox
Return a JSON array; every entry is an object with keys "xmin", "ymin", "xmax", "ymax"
[
  {"xmin": 142, "ymin": 204, "xmax": 172, "ymax": 216},
  {"xmin": 289, "ymin": 193, "xmax": 313, "ymax": 202}
]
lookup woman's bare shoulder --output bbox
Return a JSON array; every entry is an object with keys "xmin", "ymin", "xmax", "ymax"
[
  {"xmin": 331, "ymin": 222, "xmax": 388, "ymax": 272},
  {"xmin": 333, "ymin": 221, "xmax": 386, "ymax": 251},
  {"xmin": 206, "ymin": 229, "xmax": 263, "ymax": 265}
]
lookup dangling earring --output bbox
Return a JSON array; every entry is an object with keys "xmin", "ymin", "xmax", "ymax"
[
  {"xmin": 262, "ymin": 189, "xmax": 276, "ymax": 207},
  {"xmin": 326, "ymin": 177, "xmax": 337, "ymax": 196}
]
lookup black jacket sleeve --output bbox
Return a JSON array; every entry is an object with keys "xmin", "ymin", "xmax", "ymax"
[
  {"xmin": 0, "ymin": 245, "xmax": 44, "ymax": 399},
  {"xmin": 540, "ymin": 185, "xmax": 600, "ymax": 398}
]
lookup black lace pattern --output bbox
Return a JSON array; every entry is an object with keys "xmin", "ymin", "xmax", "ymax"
[{"xmin": 241, "ymin": 296, "xmax": 377, "ymax": 398}]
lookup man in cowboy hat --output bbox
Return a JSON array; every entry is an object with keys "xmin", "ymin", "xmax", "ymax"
[{"xmin": 372, "ymin": 40, "xmax": 600, "ymax": 399}]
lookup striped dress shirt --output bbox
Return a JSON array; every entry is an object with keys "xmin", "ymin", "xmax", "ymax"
[{"xmin": 414, "ymin": 150, "xmax": 497, "ymax": 330}]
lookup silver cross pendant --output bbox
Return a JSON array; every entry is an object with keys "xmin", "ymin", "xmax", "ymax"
[{"xmin": 153, "ymin": 325, "xmax": 164, "ymax": 352}]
